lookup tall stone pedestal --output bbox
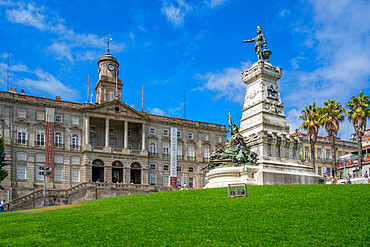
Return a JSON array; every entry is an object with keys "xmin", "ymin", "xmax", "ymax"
[
  {"xmin": 240, "ymin": 60, "xmax": 319, "ymax": 185},
  {"xmin": 204, "ymin": 166, "xmax": 259, "ymax": 188}
]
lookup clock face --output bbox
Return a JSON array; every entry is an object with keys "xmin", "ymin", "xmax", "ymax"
[{"xmin": 107, "ymin": 64, "xmax": 115, "ymax": 71}]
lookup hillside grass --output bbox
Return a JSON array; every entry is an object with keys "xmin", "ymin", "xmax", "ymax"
[{"xmin": 1, "ymin": 184, "xmax": 369, "ymax": 246}]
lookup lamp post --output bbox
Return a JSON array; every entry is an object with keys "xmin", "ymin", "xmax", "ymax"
[{"xmin": 32, "ymin": 182, "xmax": 36, "ymax": 208}]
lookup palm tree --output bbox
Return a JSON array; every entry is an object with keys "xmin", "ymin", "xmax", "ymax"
[
  {"xmin": 320, "ymin": 99, "xmax": 345, "ymax": 177},
  {"xmin": 299, "ymin": 103, "xmax": 321, "ymax": 172},
  {"xmin": 346, "ymin": 92, "xmax": 370, "ymax": 175}
]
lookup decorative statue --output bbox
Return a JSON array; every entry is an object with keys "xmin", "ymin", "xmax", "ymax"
[
  {"xmin": 201, "ymin": 114, "xmax": 258, "ymax": 171},
  {"xmin": 243, "ymin": 26, "xmax": 272, "ymax": 61}
]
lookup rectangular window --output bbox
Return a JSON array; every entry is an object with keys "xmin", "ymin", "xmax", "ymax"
[
  {"xmin": 177, "ymin": 145, "xmax": 183, "ymax": 159},
  {"xmin": 17, "ymin": 152, "xmax": 26, "ymax": 161},
  {"xmin": 163, "ymin": 165, "xmax": 169, "ymax": 171},
  {"xmin": 163, "ymin": 143, "xmax": 169, "ymax": 157},
  {"xmin": 150, "ymin": 174, "xmax": 156, "ymax": 185},
  {"xmin": 71, "ymin": 157, "xmax": 80, "ymax": 165},
  {"xmin": 304, "ymin": 147, "xmax": 309, "ymax": 159},
  {"xmin": 163, "ymin": 129, "xmax": 169, "ymax": 136},
  {"xmin": 71, "ymin": 133, "xmax": 80, "ymax": 148},
  {"xmin": 163, "ymin": 175, "xmax": 169, "ymax": 187},
  {"xmin": 188, "ymin": 145, "xmax": 194, "ymax": 160},
  {"xmin": 36, "ymin": 112, "xmax": 44, "ymax": 121},
  {"xmin": 35, "ymin": 129, "xmax": 45, "ymax": 146},
  {"xmin": 72, "ymin": 169, "xmax": 80, "ymax": 183},
  {"xmin": 177, "ymin": 177, "xmax": 182, "ymax": 186},
  {"xmin": 203, "ymin": 148, "xmax": 210, "ymax": 158},
  {"xmin": 17, "ymin": 127, "xmax": 27, "ymax": 144},
  {"xmin": 189, "ymin": 177, "xmax": 194, "ymax": 188},
  {"xmin": 36, "ymin": 154, "xmax": 45, "ymax": 162},
  {"xmin": 55, "ymin": 115, "xmax": 62, "ymax": 123},
  {"xmin": 149, "ymin": 127, "xmax": 156, "ymax": 135},
  {"xmin": 317, "ymin": 148, "xmax": 321, "ymax": 159},
  {"xmin": 203, "ymin": 134, "xmax": 209, "ymax": 141},
  {"xmin": 217, "ymin": 136, "xmax": 222, "ymax": 143},
  {"xmin": 327, "ymin": 167, "xmax": 331, "ymax": 176},
  {"xmin": 318, "ymin": 166, "xmax": 322, "ymax": 176},
  {"xmin": 177, "ymin": 131, "xmax": 181, "ymax": 138},
  {"xmin": 72, "ymin": 117, "xmax": 79, "ymax": 125},
  {"xmin": 109, "ymin": 128, "xmax": 114, "ymax": 135},
  {"xmin": 55, "ymin": 131, "xmax": 63, "ymax": 147},
  {"xmin": 149, "ymin": 142, "xmax": 156, "ymax": 155},
  {"xmin": 326, "ymin": 149, "xmax": 330, "ymax": 160},
  {"xmin": 54, "ymin": 155, "xmax": 63, "ymax": 164},
  {"xmin": 109, "ymin": 142, "xmax": 115, "ymax": 148},
  {"xmin": 17, "ymin": 166, "xmax": 26, "ymax": 180},
  {"xmin": 90, "ymin": 126, "xmax": 96, "ymax": 133},
  {"xmin": 188, "ymin": 132, "xmax": 193, "ymax": 139},
  {"xmin": 338, "ymin": 151, "xmax": 343, "ymax": 158},
  {"xmin": 18, "ymin": 110, "xmax": 26, "ymax": 118},
  {"xmin": 54, "ymin": 167, "xmax": 63, "ymax": 182},
  {"xmin": 36, "ymin": 165, "xmax": 44, "ymax": 181}
]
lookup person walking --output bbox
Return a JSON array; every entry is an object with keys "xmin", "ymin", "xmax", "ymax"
[
  {"xmin": 0, "ymin": 200, "xmax": 5, "ymax": 212},
  {"xmin": 364, "ymin": 175, "xmax": 369, "ymax": 184}
]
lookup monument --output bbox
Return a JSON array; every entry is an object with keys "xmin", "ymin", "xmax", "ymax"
[
  {"xmin": 240, "ymin": 26, "xmax": 319, "ymax": 185},
  {"xmin": 203, "ymin": 114, "xmax": 259, "ymax": 188}
]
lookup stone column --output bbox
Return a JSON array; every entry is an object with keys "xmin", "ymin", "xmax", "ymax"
[
  {"xmin": 124, "ymin": 121, "xmax": 128, "ymax": 148},
  {"xmin": 140, "ymin": 123, "xmax": 148, "ymax": 155},
  {"xmin": 105, "ymin": 118, "xmax": 109, "ymax": 147},
  {"xmin": 85, "ymin": 116, "xmax": 90, "ymax": 145},
  {"xmin": 141, "ymin": 123, "xmax": 146, "ymax": 151}
]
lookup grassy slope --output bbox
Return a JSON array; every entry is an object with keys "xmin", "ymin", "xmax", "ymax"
[{"xmin": 1, "ymin": 184, "xmax": 369, "ymax": 246}]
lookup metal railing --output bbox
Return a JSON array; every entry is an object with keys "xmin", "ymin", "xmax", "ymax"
[{"xmin": 149, "ymin": 152, "xmax": 158, "ymax": 158}]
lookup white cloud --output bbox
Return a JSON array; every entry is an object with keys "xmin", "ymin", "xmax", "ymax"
[
  {"xmin": 196, "ymin": 61, "xmax": 252, "ymax": 104},
  {"xmin": 148, "ymin": 107, "xmax": 166, "ymax": 116},
  {"xmin": 0, "ymin": 61, "xmax": 77, "ymax": 101},
  {"xmin": 205, "ymin": 0, "xmax": 230, "ymax": 9},
  {"xmin": 279, "ymin": 0, "xmax": 370, "ymax": 139},
  {"xmin": 3, "ymin": 2, "xmax": 126, "ymax": 62},
  {"xmin": 161, "ymin": 0, "xmax": 192, "ymax": 27}
]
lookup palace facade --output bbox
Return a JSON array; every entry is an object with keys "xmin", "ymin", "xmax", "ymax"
[{"xmin": 0, "ymin": 51, "xmax": 227, "ymax": 202}]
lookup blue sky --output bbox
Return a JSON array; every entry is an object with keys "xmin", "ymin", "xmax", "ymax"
[{"xmin": 0, "ymin": 0, "xmax": 369, "ymax": 140}]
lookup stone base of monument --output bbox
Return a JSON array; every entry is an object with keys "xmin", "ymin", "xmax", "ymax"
[
  {"xmin": 254, "ymin": 160, "xmax": 320, "ymax": 185},
  {"xmin": 204, "ymin": 166, "xmax": 259, "ymax": 188}
]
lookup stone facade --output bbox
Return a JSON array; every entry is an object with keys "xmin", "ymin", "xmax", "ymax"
[
  {"xmin": 239, "ymin": 61, "xmax": 319, "ymax": 185},
  {"xmin": 0, "ymin": 52, "xmax": 227, "ymax": 204}
]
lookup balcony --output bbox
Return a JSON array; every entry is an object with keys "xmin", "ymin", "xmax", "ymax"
[
  {"xmin": 162, "ymin": 153, "xmax": 170, "ymax": 159},
  {"xmin": 187, "ymin": 156, "xmax": 195, "ymax": 162},
  {"xmin": 203, "ymin": 157, "xmax": 210, "ymax": 163},
  {"xmin": 54, "ymin": 143, "xmax": 64, "ymax": 149},
  {"xmin": 177, "ymin": 155, "xmax": 184, "ymax": 160},
  {"xmin": 149, "ymin": 152, "xmax": 158, "ymax": 158},
  {"xmin": 34, "ymin": 141, "xmax": 45, "ymax": 147},
  {"xmin": 70, "ymin": 145, "xmax": 81, "ymax": 151},
  {"xmin": 16, "ymin": 139, "xmax": 28, "ymax": 146}
]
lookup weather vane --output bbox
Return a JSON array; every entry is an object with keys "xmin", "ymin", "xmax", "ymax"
[{"xmin": 105, "ymin": 35, "xmax": 112, "ymax": 54}]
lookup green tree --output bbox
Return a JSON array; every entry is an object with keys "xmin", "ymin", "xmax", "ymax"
[
  {"xmin": 346, "ymin": 92, "xmax": 370, "ymax": 174},
  {"xmin": 0, "ymin": 138, "xmax": 8, "ymax": 188},
  {"xmin": 299, "ymin": 103, "xmax": 322, "ymax": 172},
  {"xmin": 320, "ymin": 100, "xmax": 345, "ymax": 177}
]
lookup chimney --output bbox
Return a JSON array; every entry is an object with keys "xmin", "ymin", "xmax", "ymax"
[{"xmin": 55, "ymin": 95, "xmax": 61, "ymax": 100}]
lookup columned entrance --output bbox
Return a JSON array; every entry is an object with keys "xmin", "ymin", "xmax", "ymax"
[
  {"xmin": 112, "ymin": 161, "xmax": 123, "ymax": 183},
  {"xmin": 130, "ymin": 162, "xmax": 141, "ymax": 184},
  {"xmin": 92, "ymin": 159, "xmax": 104, "ymax": 182}
]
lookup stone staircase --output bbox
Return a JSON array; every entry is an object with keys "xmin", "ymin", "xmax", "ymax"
[{"xmin": 4, "ymin": 182, "xmax": 172, "ymax": 211}]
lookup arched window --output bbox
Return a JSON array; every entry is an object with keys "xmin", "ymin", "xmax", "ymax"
[
  {"xmin": 93, "ymin": 159, "xmax": 104, "ymax": 167},
  {"xmin": 112, "ymin": 161, "xmax": 123, "ymax": 168}
]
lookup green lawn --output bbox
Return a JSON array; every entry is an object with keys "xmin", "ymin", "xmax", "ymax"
[{"xmin": 1, "ymin": 184, "xmax": 369, "ymax": 246}]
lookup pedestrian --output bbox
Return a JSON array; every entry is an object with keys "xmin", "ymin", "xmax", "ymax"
[
  {"xmin": 0, "ymin": 200, "xmax": 5, "ymax": 212},
  {"xmin": 365, "ymin": 175, "xmax": 369, "ymax": 184},
  {"xmin": 364, "ymin": 171, "xmax": 368, "ymax": 177}
]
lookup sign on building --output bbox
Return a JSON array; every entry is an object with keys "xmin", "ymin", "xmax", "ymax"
[
  {"xmin": 170, "ymin": 127, "xmax": 177, "ymax": 186},
  {"xmin": 45, "ymin": 108, "xmax": 55, "ymax": 177}
]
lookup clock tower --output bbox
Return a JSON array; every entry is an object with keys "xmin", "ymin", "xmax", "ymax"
[{"xmin": 95, "ymin": 50, "xmax": 122, "ymax": 104}]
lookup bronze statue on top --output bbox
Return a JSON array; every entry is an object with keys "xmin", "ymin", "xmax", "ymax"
[
  {"xmin": 201, "ymin": 113, "xmax": 258, "ymax": 171},
  {"xmin": 243, "ymin": 26, "xmax": 272, "ymax": 62}
]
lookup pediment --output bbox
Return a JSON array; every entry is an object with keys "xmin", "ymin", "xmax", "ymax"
[{"xmin": 83, "ymin": 100, "xmax": 148, "ymax": 120}]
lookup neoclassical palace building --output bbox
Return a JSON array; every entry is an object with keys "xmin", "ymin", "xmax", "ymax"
[{"xmin": 0, "ymin": 51, "xmax": 227, "ymax": 203}]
